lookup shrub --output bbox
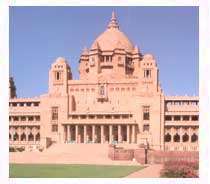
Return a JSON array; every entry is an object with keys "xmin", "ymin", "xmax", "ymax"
[
  {"xmin": 16, "ymin": 147, "xmax": 25, "ymax": 152},
  {"xmin": 9, "ymin": 147, "xmax": 16, "ymax": 152},
  {"xmin": 160, "ymin": 160, "xmax": 198, "ymax": 178}
]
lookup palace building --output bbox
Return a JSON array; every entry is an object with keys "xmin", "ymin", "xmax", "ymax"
[{"xmin": 9, "ymin": 12, "xmax": 199, "ymax": 151}]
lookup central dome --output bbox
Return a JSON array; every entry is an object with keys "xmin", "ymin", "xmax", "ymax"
[{"xmin": 91, "ymin": 12, "xmax": 134, "ymax": 53}]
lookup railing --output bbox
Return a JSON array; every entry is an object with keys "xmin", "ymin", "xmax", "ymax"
[
  {"xmin": 10, "ymin": 141, "xmax": 40, "ymax": 145},
  {"xmin": 164, "ymin": 143, "xmax": 199, "ymax": 151},
  {"xmin": 9, "ymin": 120, "xmax": 41, "ymax": 125},
  {"xmin": 165, "ymin": 120, "xmax": 199, "ymax": 126},
  {"xmin": 165, "ymin": 105, "xmax": 199, "ymax": 112},
  {"xmin": 9, "ymin": 106, "xmax": 40, "ymax": 114},
  {"xmin": 63, "ymin": 118, "xmax": 136, "ymax": 125}
]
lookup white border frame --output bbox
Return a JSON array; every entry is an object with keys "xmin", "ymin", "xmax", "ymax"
[{"xmin": 0, "ymin": 0, "xmax": 209, "ymax": 184}]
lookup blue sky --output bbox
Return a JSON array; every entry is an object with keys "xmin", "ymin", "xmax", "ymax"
[{"xmin": 9, "ymin": 6, "xmax": 198, "ymax": 97}]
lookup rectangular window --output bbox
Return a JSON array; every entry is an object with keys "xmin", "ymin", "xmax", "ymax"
[
  {"xmin": 143, "ymin": 106, "xmax": 150, "ymax": 120},
  {"xmin": 14, "ymin": 116, "xmax": 19, "ymax": 121},
  {"xmin": 105, "ymin": 115, "xmax": 111, "ymax": 119},
  {"xmin": 52, "ymin": 124, "xmax": 58, "ymax": 132},
  {"xmin": 143, "ymin": 124, "xmax": 150, "ymax": 132},
  {"xmin": 122, "ymin": 115, "xmax": 129, "ymax": 119},
  {"xmin": 28, "ymin": 116, "xmax": 34, "ymax": 121},
  {"xmin": 80, "ymin": 115, "xmax": 87, "ymax": 119},
  {"xmin": 144, "ymin": 70, "xmax": 151, "ymax": 78},
  {"xmin": 72, "ymin": 115, "xmax": 78, "ymax": 119},
  {"xmin": 88, "ymin": 115, "xmax": 95, "ymax": 119},
  {"xmin": 99, "ymin": 85, "xmax": 105, "ymax": 96},
  {"xmin": 174, "ymin": 116, "xmax": 181, "ymax": 121},
  {"xmin": 165, "ymin": 116, "xmax": 172, "ymax": 121},
  {"xmin": 114, "ymin": 115, "xmax": 120, "ymax": 119},
  {"xmin": 21, "ymin": 116, "xmax": 26, "ymax": 121},
  {"xmin": 35, "ymin": 116, "xmax": 40, "ymax": 121},
  {"xmin": 97, "ymin": 115, "xmax": 103, "ymax": 119},
  {"xmin": 183, "ymin": 116, "xmax": 190, "ymax": 121},
  {"xmin": 192, "ymin": 115, "xmax": 199, "ymax": 121},
  {"xmin": 52, "ymin": 107, "xmax": 58, "ymax": 121}
]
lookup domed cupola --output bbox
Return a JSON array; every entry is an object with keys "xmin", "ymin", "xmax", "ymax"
[
  {"xmin": 91, "ymin": 12, "xmax": 134, "ymax": 53},
  {"xmin": 79, "ymin": 12, "xmax": 143, "ymax": 80}
]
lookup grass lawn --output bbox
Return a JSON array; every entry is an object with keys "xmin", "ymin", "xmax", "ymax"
[{"xmin": 10, "ymin": 163, "xmax": 144, "ymax": 178}]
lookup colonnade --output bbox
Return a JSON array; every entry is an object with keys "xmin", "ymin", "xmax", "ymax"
[
  {"xmin": 62, "ymin": 124, "xmax": 137, "ymax": 144},
  {"xmin": 9, "ymin": 126, "xmax": 40, "ymax": 144},
  {"xmin": 164, "ymin": 126, "xmax": 198, "ymax": 143}
]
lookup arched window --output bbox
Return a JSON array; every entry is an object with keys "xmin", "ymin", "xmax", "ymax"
[
  {"xmin": 174, "ymin": 133, "xmax": 180, "ymax": 142},
  {"xmin": 9, "ymin": 134, "xmax": 11, "ymax": 141},
  {"xmin": 100, "ymin": 85, "xmax": 105, "ymax": 96},
  {"xmin": 182, "ymin": 133, "xmax": 189, "ymax": 142},
  {"xmin": 21, "ymin": 133, "xmax": 26, "ymax": 141},
  {"xmin": 35, "ymin": 133, "xmax": 40, "ymax": 141},
  {"xmin": 191, "ymin": 133, "xmax": 198, "ymax": 143},
  {"xmin": 144, "ymin": 69, "xmax": 151, "ymax": 78},
  {"xmin": 14, "ymin": 132, "xmax": 19, "ymax": 141},
  {"xmin": 28, "ymin": 133, "xmax": 34, "ymax": 141},
  {"xmin": 164, "ymin": 133, "xmax": 171, "ymax": 142},
  {"xmin": 56, "ymin": 72, "xmax": 60, "ymax": 80}
]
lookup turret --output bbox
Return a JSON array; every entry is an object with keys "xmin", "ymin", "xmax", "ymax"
[
  {"xmin": 79, "ymin": 47, "xmax": 89, "ymax": 80},
  {"xmin": 89, "ymin": 41, "xmax": 102, "ymax": 79},
  {"xmin": 49, "ymin": 57, "xmax": 72, "ymax": 95},
  {"xmin": 140, "ymin": 54, "xmax": 159, "ymax": 93}
]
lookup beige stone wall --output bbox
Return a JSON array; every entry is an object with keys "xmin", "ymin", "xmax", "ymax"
[{"xmin": 9, "ymin": 13, "xmax": 199, "ymax": 151}]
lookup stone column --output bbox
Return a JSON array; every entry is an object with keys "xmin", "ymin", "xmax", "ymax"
[
  {"xmin": 84, "ymin": 125, "xmax": 87, "ymax": 143},
  {"xmin": 189, "ymin": 127, "xmax": 192, "ymax": 143},
  {"xmin": 118, "ymin": 125, "xmax": 122, "ymax": 143},
  {"xmin": 100, "ymin": 125, "xmax": 104, "ymax": 144},
  {"xmin": 92, "ymin": 125, "xmax": 95, "ymax": 143},
  {"xmin": 180, "ymin": 127, "xmax": 183, "ymax": 143},
  {"xmin": 75, "ymin": 125, "xmax": 78, "ymax": 143},
  {"xmin": 78, "ymin": 126, "xmax": 81, "ymax": 143},
  {"xmin": 67, "ymin": 125, "xmax": 71, "ymax": 143},
  {"xmin": 171, "ymin": 127, "xmax": 174, "ymax": 143},
  {"xmin": 109, "ymin": 125, "xmax": 113, "ymax": 144},
  {"xmin": 132, "ymin": 125, "xmax": 135, "ymax": 143},
  {"xmin": 127, "ymin": 125, "xmax": 130, "ymax": 143},
  {"xmin": 25, "ymin": 127, "xmax": 28, "ymax": 143}
]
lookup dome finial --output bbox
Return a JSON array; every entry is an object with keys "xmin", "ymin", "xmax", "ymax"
[
  {"xmin": 112, "ymin": 11, "xmax": 116, "ymax": 20},
  {"xmin": 107, "ymin": 11, "xmax": 119, "ymax": 29}
]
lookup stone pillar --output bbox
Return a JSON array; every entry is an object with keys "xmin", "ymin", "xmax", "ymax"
[
  {"xmin": 127, "ymin": 125, "xmax": 130, "ymax": 143},
  {"xmin": 11, "ymin": 132, "xmax": 14, "ymax": 143},
  {"xmin": 25, "ymin": 127, "xmax": 29, "ymax": 143},
  {"xmin": 84, "ymin": 125, "xmax": 87, "ymax": 143},
  {"xmin": 92, "ymin": 125, "xmax": 95, "ymax": 143},
  {"xmin": 171, "ymin": 127, "xmax": 174, "ymax": 143},
  {"xmin": 132, "ymin": 125, "xmax": 135, "ymax": 143},
  {"xmin": 75, "ymin": 125, "xmax": 78, "ymax": 143},
  {"xmin": 101, "ymin": 125, "xmax": 104, "ymax": 144},
  {"xmin": 189, "ymin": 127, "xmax": 192, "ymax": 143},
  {"xmin": 118, "ymin": 125, "xmax": 122, "ymax": 143},
  {"xmin": 180, "ymin": 127, "xmax": 183, "ymax": 143},
  {"xmin": 78, "ymin": 126, "xmax": 81, "ymax": 143},
  {"xmin": 109, "ymin": 125, "xmax": 113, "ymax": 144},
  {"xmin": 66, "ymin": 125, "xmax": 71, "ymax": 142}
]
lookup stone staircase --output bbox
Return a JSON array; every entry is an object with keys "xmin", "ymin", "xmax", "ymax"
[
  {"xmin": 42, "ymin": 143, "xmax": 113, "ymax": 164},
  {"xmin": 10, "ymin": 143, "xmax": 140, "ymax": 165}
]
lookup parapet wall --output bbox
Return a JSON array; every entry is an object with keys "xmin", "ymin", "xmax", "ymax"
[{"xmin": 108, "ymin": 145, "xmax": 199, "ymax": 164}]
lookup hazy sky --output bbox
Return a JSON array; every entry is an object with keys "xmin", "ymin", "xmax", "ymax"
[{"xmin": 10, "ymin": 6, "xmax": 198, "ymax": 97}]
